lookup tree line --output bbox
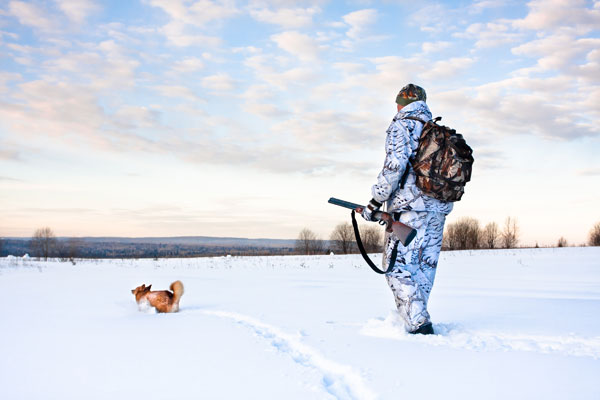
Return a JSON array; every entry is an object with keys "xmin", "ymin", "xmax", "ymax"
[
  {"xmin": 294, "ymin": 220, "xmax": 600, "ymax": 255},
  {"xmin": 443, "ymin": 218, "xmax": 600, "ymax": 250},
  {"xmin": 2, "ymin": 221, "xmax": 600, "ymax": 259},
  {"xmin": 295, "ymin": 223, "xmax": 382, "ymax": 255}
]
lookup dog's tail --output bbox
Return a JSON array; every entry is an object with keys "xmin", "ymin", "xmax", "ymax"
[{"xmin": 170, "ymin": 280, "xmax": 184, "ymax": 303}]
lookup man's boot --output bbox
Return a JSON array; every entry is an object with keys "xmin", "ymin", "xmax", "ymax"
[{"xmin": 409, "ymin": 322, "xmax": 434, "ymax": 335}]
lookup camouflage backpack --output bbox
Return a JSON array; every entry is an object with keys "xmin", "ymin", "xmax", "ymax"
[{"xmin": 404, "ymin": 116, "xmax": 474, "ymax": 202}]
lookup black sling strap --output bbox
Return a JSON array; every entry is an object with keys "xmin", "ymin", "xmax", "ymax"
[{"xmin": 351, "ymin": 210, "xmax": 399, "ymax": 274}]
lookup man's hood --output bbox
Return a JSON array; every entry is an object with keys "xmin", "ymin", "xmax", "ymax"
[{"xmin": 396, "ymin": 100, "xmax": 432, "ymax": 122}]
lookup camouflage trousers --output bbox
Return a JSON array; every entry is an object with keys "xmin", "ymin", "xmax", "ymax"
[{"xmin": 382, "ymin": 211, "xmax": 446, "ymax": 332}]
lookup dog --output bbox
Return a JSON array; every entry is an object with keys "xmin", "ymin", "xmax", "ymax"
[{"xmin": 131, "ymin": 280, "xmax": 184, "ymax": 313}]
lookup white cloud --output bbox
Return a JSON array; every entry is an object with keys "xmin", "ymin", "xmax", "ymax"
[
  {"xmin": 201, "ymin": 73, "xmax": 236, "ymax": 92},
  {"xmin": 342, "ymin": 8, "xmax": 377, "ymax": 39},
  {"xmin": 148, "ymin": 0, "xmax": 238, "ymax": 47},
  {"xmin": 54, "ymin": 0, "xmax": 99, "ymax": 24},
  {"xmin": 0, "ymin": 72, "xmax": 22, "ymax": 92},
  {"xmin": 436, "ymin": 76, "xmax": 599, "ymax": 141},
  {"xmin": 240, "ymin": 84, "xmax": 275, "ymax": 101},
  {"xmin": 113, "ymin": 105, "xmax": 161, "ymax": 130},
  {"xmin": 149, "ymin": 0, "xmax": 238, "ymax": 26},
  {"xmin": 512, "ymin": 34, "xmax": 600, "ymax": 78},
  {"xmin": 0, "ymin": 30, "xmax": 19, "ymax": 41},
  {"xmin": 264, "ymin": 67, "xmax": 321, "ymax": 90},
  {"xmin": 420, "ymin": 57, "xmax": 476, "ymax": 80},
  {"xmin": 40, "ymin": 40, "xmax": 141, "ymax": 90},
  {"xmin": 455, "ymin": 22, "xmax": 522, "ymax": 48},
  {"xmin": 249, "ymin": 6, "xmax": 320, "ymax": 28},
  {"xmin": 160, "ymin": 21, "xmax": 222, "ymax": 47},
  {"xmin": 421, "ymin": 41, "xmax": 452, "ymax": 54},
  {"xmin": 513, "ymin": 0, "xmax": 600, "ymax": 33},
  {"xmin": 8, "ymin": 1, "xmax": 56, "ymax": 31},
  {"xmin": 154, "ymin": 85, "xmax": 202, "ymax": 101},
  {"xmin": 271, "ymin": 31, "xmax": 321, "ymax": 62},
  {"xmin": 468, "ymin": 0, "xmax": 509, "ymax": 14},
  {"xmin": 243, "ymin": 102, "xmax": 289, "ymax": 119},
  {"xmin": 171, "ymin": 57, "xmax": 205, "ymax": 73}
]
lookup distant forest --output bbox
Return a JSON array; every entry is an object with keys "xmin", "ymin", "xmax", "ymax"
[{"xmin": 1, "ymin": 237, "xmax": 298, "ymax": 259}]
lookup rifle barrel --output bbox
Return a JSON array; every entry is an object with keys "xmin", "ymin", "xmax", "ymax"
[{"xmin": 328, "ymin": 197, "xmax": 362, "ymax": 210}]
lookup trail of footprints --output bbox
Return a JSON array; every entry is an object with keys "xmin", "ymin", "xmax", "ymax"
[{"xmin": 203, "ymin": 310, "xmax": 377, "ymax": 400}]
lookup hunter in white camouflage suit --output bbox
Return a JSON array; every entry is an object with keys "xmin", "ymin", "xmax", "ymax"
[{"xmin": 362, "ymin": 84, "xmax": 452, "ymax": 335}]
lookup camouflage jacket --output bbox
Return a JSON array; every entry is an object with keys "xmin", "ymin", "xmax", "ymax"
[{"xmin": 371, "ymin": 101, "xmax": 453, "ymax": 214}]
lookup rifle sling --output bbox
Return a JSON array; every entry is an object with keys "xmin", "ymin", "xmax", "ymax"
[{"xmin": 351, "ymin": 210, "xmax": 399, "ymax": 274}]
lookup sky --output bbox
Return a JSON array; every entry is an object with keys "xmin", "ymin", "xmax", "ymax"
[{"xmin": 0, "ymin": 0, "xmax": 599, "ymax": 246}]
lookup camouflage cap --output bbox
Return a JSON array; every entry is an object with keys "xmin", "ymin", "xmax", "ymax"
[{"xmin": 396, "ymin": 84, "xmax": 427, "ymax": 106}]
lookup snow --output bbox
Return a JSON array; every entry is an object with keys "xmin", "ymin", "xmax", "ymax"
[{"xmin": 1, "ymin": 247, "xmax": 599, "ymax": 399}]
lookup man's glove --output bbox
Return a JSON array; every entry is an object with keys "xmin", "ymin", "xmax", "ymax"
[{"xmin": 361, "ymin": 198, "xmax": 382, "ymax": 222}]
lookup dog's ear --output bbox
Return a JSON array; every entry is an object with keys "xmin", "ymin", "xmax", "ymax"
[
  {"xmin": 146, "ymin": 284, "xmax": 152, "ymax": 290},
  {"xmin": 131, "ymin": 289, "xmax": 135, "ymax": 294}
]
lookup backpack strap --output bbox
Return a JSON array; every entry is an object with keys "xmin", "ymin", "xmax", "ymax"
[
  {"xmin": 399, "ymin": 115, "xmax": 429, "ymax": 189},
  {"xmin": 403, "ymin": 115, "xmax": 442, "ymax": 124},
  {"xmin": 403, "ymin": 115, "xmax": 429, "ymax": 124}
]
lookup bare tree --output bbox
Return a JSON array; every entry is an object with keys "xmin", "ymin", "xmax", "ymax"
[
  {"xmin": 589, "ymin": 222, "xmax": 600, "ymax": 246},
  {"xmin": 295, "ymin": 228, "xmax": 324, "ymax": 255},
  {"xmin": 30, "ymin": 227, "xmax": 57, "ymax": 261},
  {"xmin": 66, "ymin": 238, "xmax": 81, "ymax": 260},
  {"xmin": 557, "ymin": 237, "xmax": 568, "ymax": 248},
  {"xmin": 480, "ymin": 222, "xmax": 499, "ymax": 249},
  {"xmin": 57, "ymin": 238, "xmax": 81, "ymax": 262},
  {"xmin": 330, "ymin": 222, "xmax": 355, "ymax": 254},
  {"xmin": 501, "ymin": 217, "xmax": 519, "ymax": 249},
  {"xmin": 444, "ymin": 217, "xmax": 480, "ymax": 250},
  {"xmin": 360, "ymin": 225, "xmax": 383, "ymax": 253}
]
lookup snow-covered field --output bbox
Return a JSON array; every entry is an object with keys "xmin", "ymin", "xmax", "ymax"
[{"xmin": 1, "ymin": 247, "xmax": 599, "ymax": 400}]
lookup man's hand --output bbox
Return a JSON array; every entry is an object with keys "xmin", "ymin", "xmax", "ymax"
[{"xmin": 358, "ymin": 199, "xmax": 382, "ymax": 222}]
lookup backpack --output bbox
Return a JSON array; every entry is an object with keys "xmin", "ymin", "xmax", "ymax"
[{"xmin": 403, "ymin": 116, "xmax": 474, "ymax": 202}]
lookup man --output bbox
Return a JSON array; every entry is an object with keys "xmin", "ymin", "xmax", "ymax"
[{"xmin": 361, "ymin": 84, "xmax": 452, "ymax": 335}]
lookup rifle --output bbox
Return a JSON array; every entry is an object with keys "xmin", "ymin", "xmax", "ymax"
[
  {"xmin": 328, "ymin": 197, "xmax": 418, "ymax": 274},
  {"xmin": 328, "ymin": 198, "xmax": 417, "ymax": 246}
]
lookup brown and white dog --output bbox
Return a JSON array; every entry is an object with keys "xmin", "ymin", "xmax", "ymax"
[{"xmin": 131, "ymin": 281, "xmax": 184, "ymax": 313}]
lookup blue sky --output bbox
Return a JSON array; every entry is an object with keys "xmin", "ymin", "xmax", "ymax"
[{"xmin": 0, "ymin": 0, "xmax": 599, "ymax": 246}]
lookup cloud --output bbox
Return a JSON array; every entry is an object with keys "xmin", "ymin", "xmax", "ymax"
[
  {"xmin": 271, "ymin": 31, "xmax": 321, "ymax": 62},
  {"xmin": 154, "ymin": 85, "xmax": 202, "ymax": 101},
  {"xmin": 436, "ymin": 76, "xmax": 599, "ymax": 141},
  {"xmin": 149, "ymin": 0, "xmax": 239, "ymax": 26},
  {"xmin": 513, "ymin": 0, "xmax": 600, "ymax": 33},
  {"xmin": 248, "ymin": 6, "xmax": 320, "ymax": 28},
  {"xmin": 455, "ymin": 22, "xmax": 523, "ymax": 48},
  {"xmin": 419, "ymin": 57, "xmax": 476, "ymax": 80},
  {"xmin": 421, "ymin": 41, "xmax": 452, "ymax": 54},
  {"xmin": 54, "ymin": 0, "xmax": 99, "ymax": 24},
  {"xmin": 243, "ymin": 102, "xmax": 290, "ymax": 119},
  {"xmin": 170, "ymin": 57, "xmax": 205, "ymax": 73},
  {"xmin": 0, "ymin": 72, "xmax": 22, "ymax": 91},
  {"xmin": 468, "ymin": 0, "xmax": 509, "ymax": 14},
  {"xmin": 40, "ymin": 40, "xmax": 140, "ymax": 90},
  {"xmin": 0, "ymin": 175, "xmax": 23, "ymax": 181},
  {"xmin": 512, "ymin": 33, "xmax": 600, "ymax": 80},
  {"xmin": 8, "ymin": 1, "xmax": 56, "ymax": 31},
  {"xmin": 0, "ymin": 149, "xmax": 21, "ymax": 161},
  {"xmin": 159, "ymin": 21, "xmax": 223, "ymax": 47},
  {"xmin": 201, "ymin": 73, "xmax": 236, "ymax": 92},
  {"xmin": 113, "ymin": 106, "xmax": 161, "ymax": 130},
  {"xmin": 148, "ymin": 0, "xmax": 238, "ymax": 46},
  {"xmin": 342, "ymin": 9, "xmax": 377, "ymax": 39}
]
